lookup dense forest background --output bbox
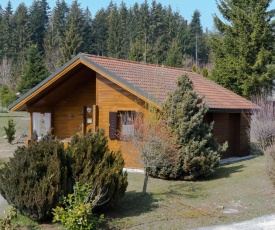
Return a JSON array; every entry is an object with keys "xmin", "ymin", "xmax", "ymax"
[{"xmin": 0, "ymin": 0, "xmax": 209, "ymax": 103}]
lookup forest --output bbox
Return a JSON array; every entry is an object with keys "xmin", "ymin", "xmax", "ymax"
[{"xmin": 0, "ymin": 0, "xmax": 274, "ymax": 105}]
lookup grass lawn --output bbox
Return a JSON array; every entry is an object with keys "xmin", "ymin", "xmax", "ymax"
[{"xmin": 103, "ymin": 156, "xmax": 275, "ymax": 229}]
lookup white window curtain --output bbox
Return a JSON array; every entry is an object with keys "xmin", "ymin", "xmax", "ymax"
[
  {"xmin": 44, "ymin": 113, "xmax": 51, "ymax": 134},
  {"xmin": 32, "ymin": 112, "xmax": 41, "ymax": 136},
  {"xmin": 32, "ymin": 112, "xmax": 51, "ymax": 138}
]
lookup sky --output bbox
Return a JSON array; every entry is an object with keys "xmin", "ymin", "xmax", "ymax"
[{"xmin": 1, "ymin": 0, "xmax": 275, "ymax": 30}]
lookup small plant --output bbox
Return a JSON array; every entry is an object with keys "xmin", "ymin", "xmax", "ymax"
[
  {"xmin": 52, "ymin": 182, "xmax": 104, "ymax": 230},
  {"xmin": 4, "ymin": 119, "xmax": 16, "ymax": 144},
  {"xmin": 0, "ymin": 206, "xmax": 17, "ymax": 230}
]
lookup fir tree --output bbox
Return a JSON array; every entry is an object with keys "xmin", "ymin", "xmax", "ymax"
[
  {"xmin": 3, "ymin": 118, "xmax": 16, "ymax": 144},
  {"xmin": 209, "ymin": 0, "xmax": 275, "ymax": 98},
  {"xmin": 0, "ymin": 2, "xmax": 14, "ymax": 59},
  {"xmin": 91, "ymin": 8, "xmax": 108, "ymax": 56},
  {"xmin": 60, "ymin": 0, "xmax": 85, "ymax": 65},
  {"xmin": 28, "ymin": 0, "xmax": 49, "ymax": 53},
  {"xmin": 162, "ymin": 74, "xmax": 227, "ymax": 180},
  {"xmin": 107, "ymin": 3, "xmax": 120, "ymax": 58},
  {"xmin": 18, "ymin": 44, "xmax": 49, "ymax": 94},
  {"xmin": 44, "ymin": 0, "xmax": 69, "ymax": 72},
  {"xmin": 187, "ymin": 10, "xmax": 208, "ymax": 66},
  {"xmin": 165, "ymin": 39, "xmax": 182, "ymax": 67}
]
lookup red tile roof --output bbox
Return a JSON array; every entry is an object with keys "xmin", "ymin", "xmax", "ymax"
[{"xmin": 85, "ymin": 54, "xmax": 258, "ymax": 110}]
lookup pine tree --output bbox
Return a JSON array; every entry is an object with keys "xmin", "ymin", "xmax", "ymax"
[
  {"xmin": 162, "ymin": 74, "xmax": 227, "ymax": 180},
  {"xmin": 209, "ymin": 0, "xmax": 275, "ymax": 98},
  {"xmin": 18, "ymin": 44, "xmax": 49, "ymax": 94}
]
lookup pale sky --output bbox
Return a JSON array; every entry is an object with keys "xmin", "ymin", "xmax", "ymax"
[{"xmin": 1, "ymin": 0, "xmax": 275, "ymax": 30}]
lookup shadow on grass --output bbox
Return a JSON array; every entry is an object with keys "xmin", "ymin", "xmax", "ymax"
[
  {"xmin": 103, "ymin": 191, "xmax": 158, "ymax": 219},
  {"xmin": 204, "ymin": 164, "xmax": 245, "ymax": 181}
]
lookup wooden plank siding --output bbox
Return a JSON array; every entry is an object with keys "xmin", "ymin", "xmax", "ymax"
[
  {"xmin": 96, "ymin": 74, "xmax": 147, "ymax": 168},
  {"xmin": 53, "ymin": 73, "xmax": 96, "ymax": 138}
]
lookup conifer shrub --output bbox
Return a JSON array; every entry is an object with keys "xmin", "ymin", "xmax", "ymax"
[
  {"xmin": 0, "ymin": 134, "xmax": 68, "ymax": 221},
  {"xmin": 66, "ymin": 129, "xmax": 128, "ymax": 209},
  {"xmin": 4, "ymin": 119, "xmax": 16, "ymax": 144},
  {"xmin": 150, "ymin": 75, "xmax": 227, "ymax": 180}
]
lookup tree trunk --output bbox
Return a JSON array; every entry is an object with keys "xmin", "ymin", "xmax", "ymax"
[{"xmin": 142, "ymin": 167, "xmax": 149, "ymax": 194}]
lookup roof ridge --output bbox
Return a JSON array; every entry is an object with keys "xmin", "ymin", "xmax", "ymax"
[{"xmin": 82, "ymin": 53, "xmax": 194, "ymax": 74}]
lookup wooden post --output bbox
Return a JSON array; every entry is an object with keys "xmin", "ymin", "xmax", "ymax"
[
  {"xmin": 92, "ymin": 105, "xmax": 97, "ymax": 132},
  {"xmin": 30, "ymin": 112, "xmax": 33, "ymax": 139},
  {"xmin": 83, "ymin": 106, "xmax": 87, "ymax": 135}
]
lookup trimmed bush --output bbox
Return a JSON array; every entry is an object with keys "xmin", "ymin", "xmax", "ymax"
[
  {"xmin": 0, "ymin": 135, "xmax": 68, "ymax": 221},
  {"xmin": 66, "ymin": 129, "xmax": 128, "ymax": 208}
]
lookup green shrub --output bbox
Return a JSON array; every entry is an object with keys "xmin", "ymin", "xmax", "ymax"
[
  {"xmin": 4, "ymin": 119, "xmax": 16, "ymax": 144},
  {"xmin": 66, "ymin": 129, "xmax": 128, "ymax": 208},
  {"xmin": 52, "ymin": 182, "xmax": 104, "ymax": 230},
  {"xmin": 0, "ymin": 134, "xmax": 69, "ymax": 221},
  {"xmin": 151, "ymin": 75, "xmax": 227, "ymax": 180},
  {"xmin": 0, "ymin": 207, "xmax": 17, "ymax": 230}
]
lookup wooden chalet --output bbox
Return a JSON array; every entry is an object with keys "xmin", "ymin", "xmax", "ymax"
[{"xmin": 8, "ymin": 53, "xmax": 259, "ymax": 168}]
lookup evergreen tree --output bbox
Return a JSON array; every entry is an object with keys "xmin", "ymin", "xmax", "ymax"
[
  {"xmin": 187, "ymin": 10, "xmax": 208, "ymax": 67},
  {"xmin": 0, "ymin": 84, "xmax": 17, "ymax": 108},
  {"xmin": 128, "ymin": 2, "xmax": 149, "ymax": 62},
  {"xmin": 209, "ymin": 0, "xmax": 275, "ymax": 98},
  {"xmin": 147, "ymin": 0, "xmax": 166, "ymax": 64},
  {"xmin": 107, "ymin": 3, "xmax": 120, "ymax": 58},
  {"xmin": 60, "ymin": 0, "xmax": 85, "ymax": 65},
  {"xmin": 0, "ymin": 2, "xmax": 14, "ymax": 59},
  {"xmin": 12, "ymin": 3, "xmax": 29, "ymax": 76},
  {"xmin": 165, "ymin": 39, "xmax": 182, "ymax": 67},
  {"xmin": 117, "ymin": 1, "xmax": 130, "ymax": 59},
  {"xmin": 44, "ymin": 0, "xmax": 69, "ymax": 72},
  {"xmin": 28, "ymin": 0, "xmax": 49, "ymax": 53},
  {"xmin": 18, "ymin": 44, "xmax": 49, "ymax": 94},
  {"xmin": 91, "ymin": 8, "xmax": 108, "ymax": 56},
  {"xmin": 162, "ymin": 75, "xmax": 227, "ymax": 180},
  {"xmin": 82, "ymin": 7, "xmax": 93, "ymax": 53}
]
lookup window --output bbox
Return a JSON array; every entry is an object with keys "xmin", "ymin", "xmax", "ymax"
[
  {"xmin": 119, "ymin": 111, "xmax": 136, "ymax": 137},
  {"xmin": 109, "ymin": 111, "xmax": 142, "ymax": 140}
]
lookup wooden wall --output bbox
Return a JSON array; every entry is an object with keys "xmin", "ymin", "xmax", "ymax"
[
  {"xmin": 96, "ymin": 73, "xmax": 146, "ymax": 168},
  {"xmin": 207, "ymin": 112, "xmax": 250, "ymax": 158},
  {"xmin": 53, "ymin": 70, "xmax": 96, "ymax": 138}
]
